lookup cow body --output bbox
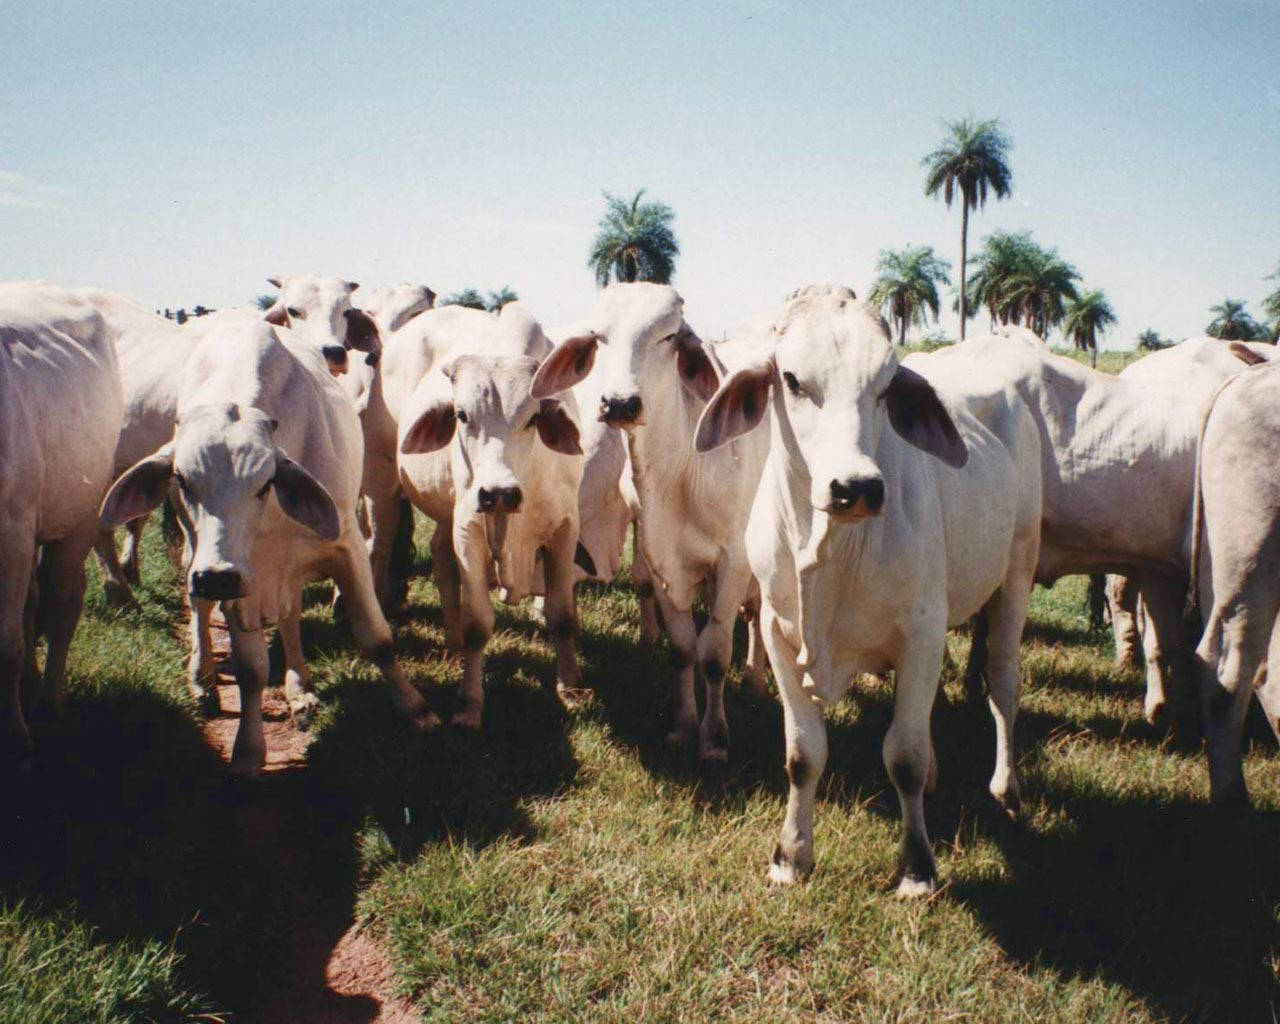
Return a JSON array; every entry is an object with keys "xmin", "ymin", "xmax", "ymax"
[
  {"xmin": 101, "ymin": 321, "xmax": 432, "ymax": 776},
  {"xmin": 697, "ymin": 286, "xmax": 1041, "ymax": 892},
  {"xmin": 0, "ymin": 282, "xmax": 124, "ymax": 760},
  {"xmin": 531, "ymin": 283, "xmax": 768, "ymax": 762}
]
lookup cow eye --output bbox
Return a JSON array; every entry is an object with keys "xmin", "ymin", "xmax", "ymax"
[
  {"xmin": 455, "ymin": 409, "xmax": 468, "ymax": 424},
  {"xmin": 256, "ymin": 480, "xmax": 271, "ymax": 499},
  {"xmin": 525, "ymin": 413, "xmax": 539, "ymax": 430},
  {"xmin": 782, "ymin": 371, "xmax": 803, "ymax": 396},
  {"xmin": 660, "ymin": 332, "xmax": 677, "ymax": 344},
  {"xmin": 286, "ymin": 306, "xmax": 304, "ymax": 318}
]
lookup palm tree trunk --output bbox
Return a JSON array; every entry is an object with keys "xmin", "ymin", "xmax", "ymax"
[{"xmin": 959, "ymin": 202, "xmax": 969, "ymax": 341}]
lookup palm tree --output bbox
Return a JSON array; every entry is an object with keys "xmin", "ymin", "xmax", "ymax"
[
  {"xmin": 1205, "ymin": 298, "xmax": 1264, "ymax": 340},
  {"xmin": 1136, "ymin": 328, "xmax": 1169, "ymax": 351},
  {"xmin": 440, "ymin": 288, "xmax": 486, "ymax": 310},
  {"xmin": 588, "ymin": 189, "xmax": 679, "ymax": 286},
  {"xmin": 1262, "ymin": 263, "xmax": 1280, "ymax": 339},
  {"xmin": 962, "ymin": 232, "xmax": 1078, "ymax": 337},
  {"xmin": 922, "ymin": 117, "xmax": 1013, "ymax": 340},
  {"xmin": 485, "ymin": 287, "xmax": 519, "ymax": 313},
  {"xmin": 963, "ymin": 231, "xmax": 1035, "ymax": 329},
  {"xmin": 1062, "ymin": 289, "xmax": 1116, "ymax": 368},
  {"xmin": 255, "ymin": 294, "xmax": 276, "ymax": 310},
  {"xmin": 868, "ymin": 245, "xmax": 952, "ymax": 345}
]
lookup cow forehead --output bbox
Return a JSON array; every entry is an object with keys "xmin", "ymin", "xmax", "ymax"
[
  {"xmin": 451, "ymin": 357, "xmax": 540, "ymax": 422},
  {"xmin": 174, "ymin": 405, "xmax": 275, "ymax": 479},
  {"xmin": 592, "ymin": 283, "xmax": 683, "ymax": 340},
  {"xmin": 281, "ymin": 275, "xmax": 352, "ymax": 312},
  {"xmin": 776, "ymin": 298, "xmax": 895, "ymax": 387}
]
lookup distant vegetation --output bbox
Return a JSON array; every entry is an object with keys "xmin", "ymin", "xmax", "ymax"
[
  {"xmin": 1205, "ymin": 297, "xmax": 1269, "ymax": 342},
  {"xmin": 588, "ymin": 189, "xmax": 679, "ymax": 286},
  {"xmin": 868, "ymin": 245, "xmax": 951, "ymax": 345},
  {"xmin": 439, "ymin": 287, "xmax": 519, "ymax": 313}
]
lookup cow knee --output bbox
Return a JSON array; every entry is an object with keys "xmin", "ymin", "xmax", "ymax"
[
  {"xmin": 786, "ymin": 751, "xmax": 811, "ymax": 790},
  {"xmin": 886, "ymin": 748, "xmax": 928, "ymax": 798},
  {"xmin": 546, "ymin": 615, "xmax": 577, "ymax": 642},
  {"xmin": 366, "ymin": 636, "xmax": 397, "ymax": 668},
  {"xmin": 701, "ymin": 655, "xmax": 726, "ymax": 684},
  {"xmin": 462, "ymin": 622, "xmax": 490, "ymax": 653}
]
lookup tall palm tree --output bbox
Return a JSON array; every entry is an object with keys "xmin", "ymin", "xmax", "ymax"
[
  {"xmin": 868, "ymin": 245, "xmax": 952, "ymax": 345},
  {"xmin": 1136, "ymin": 328, "xmax": 1168, "ymax": 351},
  {"xmin": 922, "ymin": 117, "xmax": 1013, "ymax": 340},
  {"xmin": 962, "ymin": 231, "xmax": 1078, "ymax": 337},
  {"xmin": 963, "ymin": 231, "xmax": 1035, "ymax": 329},
  {"xmin": 486, "ymin": 287, "xmax": 519, "ymax": 313},
  {"xmin": 440, "ymin": 288, "xmax": 486, "ymax": 310},
  {"xmin": 255, "ymin": 294, "xmax": 277, "ymax": 310},
  {"xmin": 1262, "ymin": 263, "xmax": 1280, "ymax": 340},
  {"xmin": 1063, "ymin": 289, "xmax": 1116, "ymax": 368},
  {"xmin": 588, "ymin": 189, "xmax": 679, "ymax": 287},
  {"xmin": 1205, "ymin": 298, "xmax": 1263, "ymax": 340}
]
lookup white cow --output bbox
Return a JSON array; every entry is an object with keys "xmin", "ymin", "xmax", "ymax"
[
  {"xmin": 1105, "ymin": 337, "xmax": 1273, "ymax": 700},
  {"xmin": 695, "ymin": 285, "xmax": 1041, "ymax": 892},
  {"xmin": 1, "ymin": 282, "xmax": 124, "ymax": 762},
  {"xmin": 531, "ymin": 283, "xmax": 768, "ymax": 762},
  {"xmin": 392, "ymin": 304, "xmax": 588, "ymax": 727},
  {"xmin": 101, "ymin": 320, "xmax": 434, "ymax": 776},
  {"xmin": 1189, "ymin": 360, "xmax": 1280, "ymax": 803}
]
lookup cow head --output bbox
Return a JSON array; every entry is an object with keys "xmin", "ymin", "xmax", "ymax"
[
  {"xmin": 529, "ymin": 283, "xmax": 718, "ymax": 429},
  {"xmin": 100, "ymin": 404, "xmax": 340, "ymax": 601},
  {"xmin": 401, "ymin": 355, "xmax": 580, "ymax": 524},
  {"xmin": 358, "ymin": 282, "xmax": 437, "ymax": 334},
  {"xmin": 262, "ymin": 275, "xmax": 379, "ymax": 377},
  {"xmin": 695, "ymin": 285, "xmax": 966, "ymax": 521}
]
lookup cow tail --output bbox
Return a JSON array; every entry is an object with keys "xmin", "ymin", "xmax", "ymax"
[{"xmin": 1185, "ymin": 374, "xmax": 1244, "ymax": 623}]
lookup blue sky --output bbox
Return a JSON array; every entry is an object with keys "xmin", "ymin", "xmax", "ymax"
[{"xmin": 3, "ymin": 0, "xmax": 1278, "ymax": 346}]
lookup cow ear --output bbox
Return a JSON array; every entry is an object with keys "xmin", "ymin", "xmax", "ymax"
[
  {"xmin": 401, "ymin": 402, "xmax": 457, "ymax": 454},
  {"xmin": 535, "ymin": 399, "xmax": 582, "ymax": 455},
  {"xmin": 1228, "ymin": 341, "xmax": 1268, "ymax": 367},
  {"xmin": 343, "ymin": 307, "xmax": 380, "ymax": 352},
  {"xmin": 271, "ymin": 456, "xmax": 341, "ymax": 541},
  {"xmin": 100, "ymin": 447, "xmax": 174, "ymax": 527},
  {"xmin": 345, "ymin": 281, "xmax": 359, "ymax": 294},
  {"xmin": 883, "ymin": 365, "xmax": 968, "ymax": 468},
  {"xmin": 695, "ymin": 361, "xmax": 773, "ymax": 452},
  {"xmin": 263, "ymin": 304, "xmax": 289, "ymax": 327},
  {"xmin": 267, "ymin": 277, "xmax": 282, "ymax": 289},
  {"xmin": 674, "ymin": 326, "xmax": 719, "ymax": 402},
  {"xmin": 530, "ymin": 333, "xmax": 599, "ymax": 398}
]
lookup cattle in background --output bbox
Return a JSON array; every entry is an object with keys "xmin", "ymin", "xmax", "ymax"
[
  {"xmin": 393, "ymin": 304, "xmax": 588, "ymax": 727},
  {"xmin": 101, "ymin": 320, "xmax": 434, "ymax": 776},
  {"xmin": 531, "ymin": 283, "xmax": 768, "ymax": 763},
  {"xmin": 0, "ymin": 282, "xmax": 124, "ymax": 765},
  {"xmin": 696, "ymin": 285, "xmax": 1041, "ymax": 892}
]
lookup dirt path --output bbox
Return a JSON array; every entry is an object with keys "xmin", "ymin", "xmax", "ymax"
[{"xmin": 201, "ymin": 613, "xmax": 418, "ymax": 1024}]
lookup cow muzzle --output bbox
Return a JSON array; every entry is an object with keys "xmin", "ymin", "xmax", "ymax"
[
  {"xmin": 598, "ymin": 394, "xmax": 643, "ymax": 427},
  {"xmin": 322, "ymin": 345, "xmax": 349, "ymax": 376},
  {"xmin": 478, "ymin": 485, "xmax": 523, "ymax": 514},
  {"xmin": 190, "ymin": 566, "xmax": 249, "ymax": 601},
  {"xmin": 826, "ymin": 476, "xmax": 885, "ymax": 521}
]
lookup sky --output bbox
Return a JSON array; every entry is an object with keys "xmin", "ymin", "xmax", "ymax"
[{"xmin": 3, "ymin": 0, "xmax": 1278, "ymax": 347}]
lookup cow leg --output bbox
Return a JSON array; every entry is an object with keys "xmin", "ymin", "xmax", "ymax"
[
  {"xmin": 961, "ymin": 609, "xmax": 988, "ymax": 703},
  {"xmin": 430, "ymin": 523, "xmax": 463, "ymax": 652},
  {"xmin": 1107, "ymin": 574, "xmax": 1141, "ymax": 667},
  {"xmin": 448, "ymin": 523, "xmax": 496, "ymax": 731},
  {"xmin": 762, "ymin": 607, "xmax": 826, "ymax": 884},
  {"xmin": 388, "ymin": 499, "xmax": 416, "ymax": 611},
  {"xmin": 227, "ymin": 616, "xmax": 268, "ymax": 778},
  {"xmin": 651, "ymin": 584, "xmax": 699, "ymax": 750},
  {"xmin": 0, "ymin": 525, "xmax": 37, "ymax": 766},
  {"xmin": 543, "ymin": 521, "xmax": 588, "ymax": 708},
  {"xmin": 187, "ymin": 596, "xmax": 218, "ymax": 712},
  {"xmin": 631, "ymin": 527, "xmax": 661, "ymax": 645},
  {"xmin": 697, "ymin": 558, "xmax": 756, "ymax": 763},
  {"xmin": 31, "ymin": 523, "xmax": 96, "ymax": 719},
  {"xmin": 119, "ymin": 517, "xmax": 145, "ymax": 586},
  {"xmin": 1251, "ymin": 623, "xmax": 1280, "ymax": 744},
  {"xmin": 278, "ymin": 603, "xmax": 318, "ymax": 727},
  {"xmin": 93, "ymin": 527, "xmax": 136, "ymax": 609},
  {"xmin": 1134, "ymin": 573, "xmax": 1182, "ymax": 726},
  {"xmin": 332, "ymin": 537, "xmax": 437, "ymax": 731},
  {"xmin": 981, "ymin": 574, "xmax": 1033, "ymax": 817},
  {"xmin": 364, "ymin": 473, "xmax": 404, "ymax": 612},
  {"xmin": 884, "ymin": 639, "xmax": 944, "ymax": 896}
]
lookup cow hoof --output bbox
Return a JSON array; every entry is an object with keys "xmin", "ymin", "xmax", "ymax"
[
  {"xmin": 195, "ymin": 688, "xmax": 221, "ymax": 717},
  {"xmin": 664, "ymin": 724, "xmax": 698, "ymax": 751},
  {"xmin": 1144, "ymin": 697, "xmax": 1167, "ymax": 728},
  {"xmin": 896, "ymin": 874, "xmax": 937, "ymax": 899},
  {"xmin": 288, "ymin": 693, "xmax": 321, "ymax": 730},
  {"xmin": 451, "ymin": 708, "xmax": 483, "ymax": 731},
  {"xmin": 698, "ymin": 741, "xmax": 729, "ymax": 765},
  {"xmin": 227, "ymin": 756, "xmax": 264, "ymax": 781},
  {"xmin": 555, "ymin": 686, "xmax": 595, "ymax": 711},
  {"xmin": 767, "ymin": 859, "xmax": 809, "ymax": 886}
]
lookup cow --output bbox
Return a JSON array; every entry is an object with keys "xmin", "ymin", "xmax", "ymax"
[
  {"xmin": 530, "ymin": 282, "xmax": 769, "ymax": 763},
  {"xmin": 392, "ymin": 304, "xmax": 588, "ymax": 728},
  {"xmin": 1, "ymin": 282, "xmax": 124, "ymax": 765},
  {"xmin": 100, "ymin": 320, "xmax": 434, "ymax": 776},
  {"xmin": 1103, "ymin": 337, "xmax": 1273, "ymax": 705},
  {"xmin": 694, "ymin": 285, "xmax": 1041, "ymax": 892},
  {"xmin": 1188, "ymin": 360, "xmax": 1280, "ymax": 804}
]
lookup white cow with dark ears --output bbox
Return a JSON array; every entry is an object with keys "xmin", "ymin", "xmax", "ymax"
[
  {"xmin": 101, "ymin": 320, "xmax": 434, "ymax": 777},
  {"xmin": 530, "ymin": 283, "xmax": 769, "ymax": 763},
  {"xmin": 696, "ymin": 285, "xmax": 1041, "ymax": 894}
]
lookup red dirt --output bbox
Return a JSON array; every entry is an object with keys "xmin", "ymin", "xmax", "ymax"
[{"xmin": 200, "ymin": 610, "xmax": 416, "ymax": 1024}]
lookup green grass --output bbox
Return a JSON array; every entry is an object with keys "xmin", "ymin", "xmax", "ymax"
[{"xmin": 3, "ymin": 517, "xmax": 1279, "ymax": 1022}]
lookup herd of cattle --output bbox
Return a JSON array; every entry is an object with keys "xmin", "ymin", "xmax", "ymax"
[{"xmin": 3, "ymin": 276, "xmax": 1279, "ymax": 895}]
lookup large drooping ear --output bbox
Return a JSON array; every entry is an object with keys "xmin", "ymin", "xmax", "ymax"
[
  {"xmin": 695, "ymin": 360, "xmax": 774, "ymax": 452},
  {"xmin": 1228, "ymin": 341, "xmax": 1268, "ymax": 367},
  {"xmin": 400, "ymin": 400, "xmax": 457, "ymax": 454},
  {"xmin": 263, "ymin": 303, "xmax": 290, "ymax": 327},
  {"xmin": 534, "ymin": 399, "xmax": 583, "ymax": 455},
  {"xmin": 529, "ymin": 333, "xmax": 599, "ymax": 399},
  {"xmin": 267, "ymin": 277, "xmax": 283, "ymax": 289},
  {"xmin": 883, "ymin": 365, "xmax": 968, "ymax": 468},
  {"xmin": 344, "ymin": 281, "xmax": 359, "ymax": 294},
  {"xmin": 271, "ymin": 455, "xmax": 341, "ymax": 541},
  {"xmin": 100, "ymin": 445, "xmax": 175, "ymax": 527},
  {"xmin": 343, "ymin": 307, "xmax": 380, "ymax": 352},
  {"xmin": 673, "ymin": 324, "xmax": 719, "ymax": 402}
]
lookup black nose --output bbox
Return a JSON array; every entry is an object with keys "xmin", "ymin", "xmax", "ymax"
[
  {"xmin": 599, "ymin": 394, "xmax": 642, "ymax": 425},
  {"xmin": 322, "ymin": 345, "xmax": 349, "ymax": 371},
  {"xmin": 478, "ymin": 486, "xmax": 522, "ymax": 512},
  {"xmin": 829, "ymin": 477, "xmax": 885, "ymax": 514},
  {"xmin": 190, "ymin": 568, "xmax": 245, "ymax": 601}
]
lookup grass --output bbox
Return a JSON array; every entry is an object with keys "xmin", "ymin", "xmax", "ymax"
[{"xmin": 3, "ymin": 507, "xmax": 1279, "ymax": 1022}]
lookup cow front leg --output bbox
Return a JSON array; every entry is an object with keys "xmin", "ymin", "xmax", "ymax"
[
  {"xmin": 187, "ymin": 595, "xmax": 218, "ymax": 712},
  {"xmin": 741, "ymin": 587, "xmax": 770, "ymax": 697},
  {"xmin": 277, "ymin": 604, "xmax": 318, "ymax": 728},
  {"xmin": 884, "ymin": 639, "xmax": 945, "ymax": 896},
  {"xmin": 1134, "ymin": 573, "xmax": 1182, "ymax": 726},
  {"xmin": 761, "ymin": 607, "xmax": 826, "ymax": 884},
  {"xmin": 0, "ymin": 525, "xmax": 36, "ymax": 766},
  {"xmin": 631, "ymin": 530, "xmax": 661, "ymax": 646},
  {"xmin": 227, "ymin": 616, "xmax": 269, "ymax": 778},
  {"xmin": 1107, "ymin": 574, "xmax": 1141, "ymax": 667},
  {"xmin": 430, "ymin": 523, "xmax": 463, "ymax": 652},
  {"xmin": 651, "ymin": 585, "xmax": 699, "ymax": 750},
  {"xmin": 543, "ymin": 522, "xmax": 589, "ymax": 708},
  {"xmin": 450, "ymin": 523, "xmax": 495, "ymax": 731},
  {"xmin": 119, "ymin": 517, "xmax": 145, "ymax": 586},
  {"xmin": 93, "ymin": 526, "xmax": 136, "ymax": 609}
]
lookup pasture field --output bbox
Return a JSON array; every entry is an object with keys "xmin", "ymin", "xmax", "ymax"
[{"xmin": 6, "ymin": 461, "xmax": 1279, "ymax": 1021}]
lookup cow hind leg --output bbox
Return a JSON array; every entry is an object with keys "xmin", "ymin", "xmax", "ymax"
[
  {"xmin": 93, "ymin": 526, "xmax": 136, "ymax": 609},
  {"xmin": 1251, "ymin": 620, "xmax": 1280, "ymax": 745},
  {"xmin": 741, "ymin": 587, "xmax": 771, "ymax": 697},
  {"xmin": 631, "ymin": 538, "xmax": 662, "ymax": 646},
  {"xmin": 980, "ymin": 573, "xmax": 1033, "ymax": 817},
  {"xmin": 430, "ymin": 525, "xmax": 463, "ymax": 652},
  {"xmin": 31, "ymin": 525, "xmax": 96, "ymax": 720},
  {"xmin": 0, "ymin": 526, "xmax": 37, "ymax": 767},
  {"xmin": 1107, "ymin": 574, "xmax": 1141, "ymax": 668},
  {"xmin": 277, "ymin": 604, "xmax": 318, "ymax": 728},
  {"xmin": 120, "ymin": 517, "xmax": 145, "ymax": 586},
  {"xmin": 961, "ymin": 610, "xmax": 988, "ymax": 703}
]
